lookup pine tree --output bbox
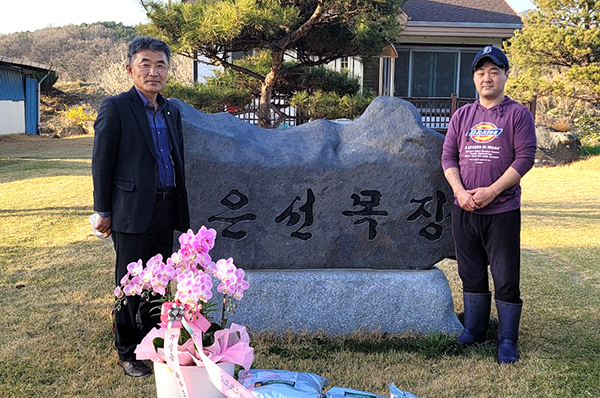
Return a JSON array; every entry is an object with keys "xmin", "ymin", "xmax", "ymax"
[
  {"xmin": 140, "ymin": 0, "xmax": 405, "ymax": 127},
  {"xmin": 506, "ymin": 0, "xmax": 600, "ymax": 104}
]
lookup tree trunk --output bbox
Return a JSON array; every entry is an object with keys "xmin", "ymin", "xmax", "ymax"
[
  {"xmin": 256, "ymin": 2, "xmax": 325, "ymax": 128},
  {"xmin": 258, "ymin": 82, "xmax": 274, "ymax": 128},
  {"xmin": 258, "ymin": 50, "xmax": 284, "ymax": 128}
]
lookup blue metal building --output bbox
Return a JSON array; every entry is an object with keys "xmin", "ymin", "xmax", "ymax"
[{"xmin": 0, "ymin": 56, "xmax": 53, "ymax": 135}]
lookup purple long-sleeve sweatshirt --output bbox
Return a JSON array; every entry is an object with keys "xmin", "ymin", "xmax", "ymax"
[{"xmin": 441, "ymin": 96, "xmax": 537, "ymax": 215}]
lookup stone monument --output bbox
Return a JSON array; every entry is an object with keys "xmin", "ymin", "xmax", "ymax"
[
  {"xmin": 534, "ymin": 125, "xmax": 582, "ymax": 166},
  {"xmin": 173, "ymin": 96, "xmax": 463, "ymax": 335}
]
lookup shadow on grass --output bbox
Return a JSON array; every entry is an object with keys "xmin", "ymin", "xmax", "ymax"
[
  {"xmin": 252, "ymin": 321, "xmax": 498, "ymax": 361},
  {"xmin": 522, "ymin": 206, "xmax": 600, "ymax": 220},
  {"xmin": 0, "ymin": 158, "xmax": 91, "ymax": 182},
  {"xmin": 0, "ymin": 205, "xmax": 91, "ymax": 217}
]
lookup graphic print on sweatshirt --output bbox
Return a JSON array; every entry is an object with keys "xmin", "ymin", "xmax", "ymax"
[{"xmin": 463, "ymin": 122, "xmax": 504, "ymax": 165}]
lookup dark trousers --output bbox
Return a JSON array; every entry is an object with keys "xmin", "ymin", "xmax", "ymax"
[
  {"xmin": 112, "ymin": 197, "xmax": 175, "ymax": 361},
  {"xmin": 451, "ymin": 206, "xmax": 522, "ymax": 303}
]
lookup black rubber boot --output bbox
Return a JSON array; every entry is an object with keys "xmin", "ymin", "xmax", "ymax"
[
  {"xmin": 496, "ymin": 299, "xmax": 523, "ymax": 364},
  {"xmin": 457, "ymin": 292, "xmax": 491, "ymax": 345}
]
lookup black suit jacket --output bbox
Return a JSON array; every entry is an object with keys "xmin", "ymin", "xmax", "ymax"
[{"xmin": 92, "ymin": 86, "xmax": 190, "ymax": 234}]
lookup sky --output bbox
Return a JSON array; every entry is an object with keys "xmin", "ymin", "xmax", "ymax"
[
  {"xmin": 0, "ymin": 0, "xmax": 148, "ymax": 35},
  {"xmin": 0, "ymin": 0, "xmax": 536, "ymax": 35}
]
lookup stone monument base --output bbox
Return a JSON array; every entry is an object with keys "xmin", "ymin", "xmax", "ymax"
[{"xmin": 227, "ymin": 267, "xmax": 463, "ymax": 335}]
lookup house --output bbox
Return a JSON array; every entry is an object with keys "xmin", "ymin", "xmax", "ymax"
[
  {"xmin": 365, "ymin": 0, "xmax": 523, "ymax": 98},
  {"xmin": 0, "ymin": 56, "xmax": 53, "ymax": 135},
  {"xmin": 330, "ymin": 0, "xmax": 525, "ymax": 130}
]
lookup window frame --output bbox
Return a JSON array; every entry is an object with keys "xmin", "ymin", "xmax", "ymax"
[{"xmin": 393, "ymin": 46, "xmax": 480, "ymax": 98}]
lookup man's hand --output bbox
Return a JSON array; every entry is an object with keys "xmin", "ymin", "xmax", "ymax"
[
  {"xmin": 455, "ymin": 189, "xmax": 480, "ymax": 212},
  {"xmin": 467, "ymin": 167, "xmax": 523, "ymax": 210},
  {"xmin": 467, "ymin": 187, "xmax": 497, "ymax": 209},
  {"xmin": 444, "ymin": 167, "xmax": 479, "ymax": 212},
  {"xmin": 95, "ymin": 215, "xmax": 112, "ymax": 238}
]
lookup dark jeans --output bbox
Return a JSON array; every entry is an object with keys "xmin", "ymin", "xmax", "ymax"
[
  {"xmin": 112, "ymin": 197, "xmax": 175, "ymax": 361},
  {"xmin": 451, "ymin": 205, "xmax": 522, "ymax": 303}
]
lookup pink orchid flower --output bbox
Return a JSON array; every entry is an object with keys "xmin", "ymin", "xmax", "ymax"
[
  {"xmin": 126, "ymin": 260, "xmax": 143, "ymax": 276},
  {"xmin": 146, "ymin": 253, "xmax": 163, "ymax": 268},
  {"xmin": 196, "ymin": 226, "xmax": 217, "ymax": 253},
  {"xmin": 115, "ymin": 226, "xmax": 251, "ymax": 352}
]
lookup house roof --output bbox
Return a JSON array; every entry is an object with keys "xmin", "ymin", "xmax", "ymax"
[
  {"xmin": 402, "ymin": 0, "xmax": 522, "ymax": 25},
  {"xmin": 0, "ymin": 56, "xmax": 52, "ymax": 73},
  {"xmin": 397, "ymin": 0, "xmax": 522, "ymax": 40}
]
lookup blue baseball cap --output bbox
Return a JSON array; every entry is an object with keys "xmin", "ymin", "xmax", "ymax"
[{"xmin": 472, "ymin": 46, "xmax": 509, "ymax": 72}]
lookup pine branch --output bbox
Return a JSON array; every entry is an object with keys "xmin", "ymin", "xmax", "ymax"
[{"xmin": 277, "ymin": 2, "xmax": 325, "ymax": 50}]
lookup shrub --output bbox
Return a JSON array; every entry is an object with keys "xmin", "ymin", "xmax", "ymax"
[
  {"xmin": 573, "ymin": 110, "xmax": 600, "ymax": 145},
  {"xmin": 163, "ymin": 81, "xmax": 251, "ymax": 114},
  {"xmin": 536, "ymin": 96, "xmax": 600, "ymax": 145},
  {"xmin": 60, "ymin": 105, "xmax": 97, "ymax": 126},
  {"xmin": 291, "ymin": 90, "xmax": 373, "ymax": 120},
  {"xmin": 32, "ymin": 70, "xmax": 58, "ymax": 93},
  {"xmin": 283, "ymin": 67, "xmax": 361, "ymax": 97}
]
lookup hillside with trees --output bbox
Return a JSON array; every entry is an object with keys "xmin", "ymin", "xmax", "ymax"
[
  {"xmin": 0, "ymin": 22, "xmax": 194, "ymax": 137},
  {"xmin": 0, "ymin": 23, "xmax": 136, "ymax": 137},
  {"xmin": 0, "ymin": 22, "xmax": 136, "ymax": 82}
]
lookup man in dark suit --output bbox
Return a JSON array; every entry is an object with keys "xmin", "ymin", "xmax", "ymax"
[{"xmin": 92, "ymin": 36, "xmax": 190, "ymax": 378}]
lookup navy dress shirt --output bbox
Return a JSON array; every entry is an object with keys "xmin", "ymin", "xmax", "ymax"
[{"xmin": 137, "ymin": 89, "xmax": 176, "ymax": 189}]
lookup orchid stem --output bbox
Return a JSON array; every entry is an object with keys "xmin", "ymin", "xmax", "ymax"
[{"xmin": 221, "ymin": 297, "xmax": 227, "ymax": 329}]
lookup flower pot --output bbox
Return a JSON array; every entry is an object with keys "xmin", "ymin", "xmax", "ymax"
[{"xmin": 154, "ymin": 361, "xmax": 235, "ymax": 398}]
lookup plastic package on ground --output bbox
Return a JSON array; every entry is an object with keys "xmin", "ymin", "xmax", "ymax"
[
  {"xmin": 238, "ymin": 369, "xmax": 328, "ymax": 398},
  {"xmin": 389, "ymin": 383, "xmax": 421, "ymax": 398},
  {"xmin": 326, "ymin": 386, "xmax": 387, "ymax": 398}
]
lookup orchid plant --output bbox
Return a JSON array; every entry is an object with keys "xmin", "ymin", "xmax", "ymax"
[{"xmin": 114, "ymin": 226, "xmax": 250, "ymax": 350}]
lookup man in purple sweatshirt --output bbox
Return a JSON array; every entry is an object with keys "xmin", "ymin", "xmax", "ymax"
[{"xmin": 441, "ymin": 46, "xmax": 537, "ymax": 364}]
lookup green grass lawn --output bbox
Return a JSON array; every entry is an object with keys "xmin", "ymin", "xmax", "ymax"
[{"xmin": 0, "ymin": 134, "xmax": 599, "ymax": 398}]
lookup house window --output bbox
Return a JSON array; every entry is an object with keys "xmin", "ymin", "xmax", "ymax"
[
  {"xmin": 394, "ymin": 50, "xmax": 409, "ymax": 97},
  {"xmin": 340, "ymin": 57, "xmax": 349, "ymax": 72},
  {"xmin": 412, "ymin": 52, "xmax": 457, "ymax": 97},
  {"xmin": 459, "ymin": 52, "xmax": 478, "ymax": 98},
  {"xmin": 393, "ymin": 48, "xmax": 479, "ymax": 98}
]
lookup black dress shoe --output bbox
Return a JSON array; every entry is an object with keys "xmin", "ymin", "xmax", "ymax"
[{"xmin": 118, "ymin": 359, "xmax": 152, "ymax": 378}]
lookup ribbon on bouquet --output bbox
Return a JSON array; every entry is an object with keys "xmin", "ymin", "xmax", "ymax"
[{"xmin": 162, "ymin": 302, "xmax": 256, "ymax": 398}]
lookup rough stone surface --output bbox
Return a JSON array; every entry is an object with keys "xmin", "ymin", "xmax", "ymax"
[
  {"xmin": 535, "ymin": 126, "xmax": 581, "ymax": 166},
  {"xmin": 226, "ymin": 267, "xmax": 463, "ymax": 335},
  {"xmin": 175, "ymin": 96, "xmax": 455, "ymax": 270}
]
